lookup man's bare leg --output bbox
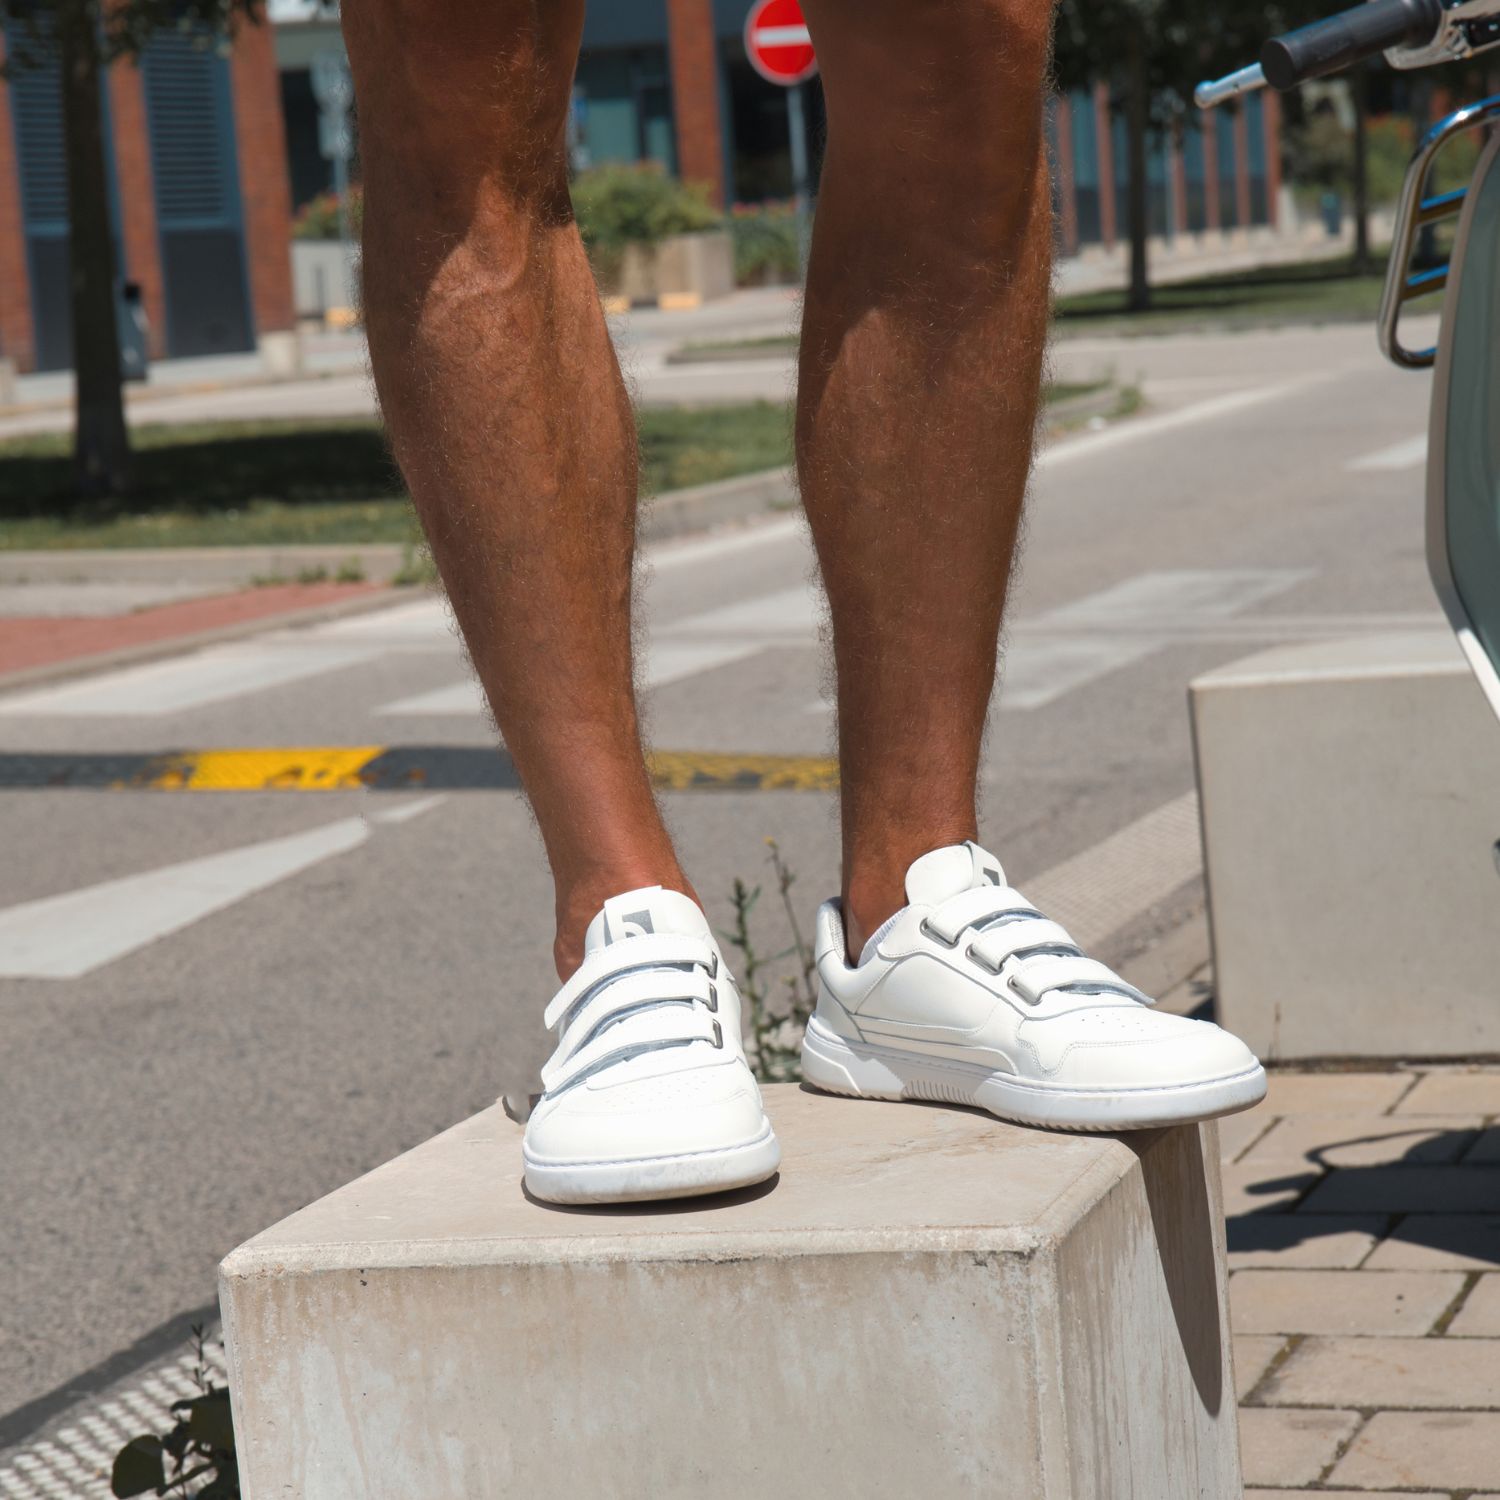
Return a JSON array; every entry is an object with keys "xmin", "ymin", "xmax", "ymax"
[
  {"xmin": 342, "ymin": 2, "xmax": 690, "ymax": 976},
  {"xmin": 797, "ymin": 0, "xmax": 1057, "ymax": 958}
]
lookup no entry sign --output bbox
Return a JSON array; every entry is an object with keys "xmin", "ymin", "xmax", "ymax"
[{"xmin": 744, "ymin": 0, "xmax": 818, "ymax": 86}]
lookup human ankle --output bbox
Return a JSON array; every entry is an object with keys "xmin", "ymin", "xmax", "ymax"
[
  {"xmin": 552, "ymin": 860, "xmax": 698, "ymax": 978},
  {"xmin": 842, "ymin": 825, "xmax": 979, "ymax": 963}
]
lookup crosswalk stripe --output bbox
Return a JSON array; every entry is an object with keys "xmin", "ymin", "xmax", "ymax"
[{"xmin": 0, "ymin": 642, "xmax": 377, "ymax": 718}]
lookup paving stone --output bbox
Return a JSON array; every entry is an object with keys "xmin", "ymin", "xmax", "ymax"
[
  {"xmin": 1240, "ymin": 1113, "xmax": 1483, "ymax": 1168},
  {"xmin": 1245, "ymin": 1493, "xmax": 1444, "ymax": 1500},
  {"xmin": 1234, "ymin": 1334, "xmax": 1286, "ymax": 1400},
  {"xmin": 1237, "ymin": 1407, "xmax": 1362, "ymax": 1488},
  {"xmin": 1230, "ymin": 1269, "xmax": 1463, "ymax": 1336},
  {"xmin": 1395, "ymin": 1070, "xmax": 1500, "ymax": 1116},
  {"xmin": 1259, "ymin": 1072, "xmax": 1416, "ymax": 1117},
  {"xmin": 1364, "ymin": 1215, "xmax": 1500, "ymax": 1272},
  {"xmin": 1227, "ymin": 1214, "xmax": 1388, "ymax": 1270},
  {"xmin": 1265, "ymin": 1334, "xmax": 1500, "ymax": 1408},
  {"xmin": 1221, "ymin": 1162, "xmax": 1320, "ymax": 1216},
  {"xmin": 1299, "ymin": 1165, "xmax": 1500, "ymax": 1214},
  {"xmin": 1467, "ymin": 1126, "xmax": 1500, "ymax": 1162},
  {"xmin": 1448, "ymin": 1274, "xmax": 1500, "ymax": 1336},
  {"xmin": 1330, "ymin": 1410, "xmax": 1500, "ymax": 1490},
  {"xmin": 1219, "ymin": 1109, "xmax": 1273, "ymax": 1163}
]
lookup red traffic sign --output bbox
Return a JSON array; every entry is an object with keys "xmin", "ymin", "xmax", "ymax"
[{"xmin": 744, "ymin": 0, "xmax": 818, "ymax": 86}]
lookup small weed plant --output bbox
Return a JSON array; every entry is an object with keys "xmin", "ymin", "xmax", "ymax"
[
  {"xmin": 722, "ymin": 839, "xmax": 818, "ymax": 1083},
  {"xmin": 111, "ymin": 1326, "xmax": 237, "ymax": 1499}
]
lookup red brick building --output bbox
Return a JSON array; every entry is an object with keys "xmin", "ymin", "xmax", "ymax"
[{"xmin": 0, "ymin": 16, "xmax": 294, "ymax": 373}]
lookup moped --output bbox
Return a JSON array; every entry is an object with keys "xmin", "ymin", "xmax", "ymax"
[{"xmin": 1199, "ymin": 0, "xmax": 1500, "ymax": 722}]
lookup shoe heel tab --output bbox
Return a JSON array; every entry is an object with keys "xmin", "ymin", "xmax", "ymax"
[{"xmin": 813, "ymin": 898, "xmax": 846, "ymax": 964}]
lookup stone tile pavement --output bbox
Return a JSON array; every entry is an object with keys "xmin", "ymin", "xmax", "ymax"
[{"xmin": 1229, "ymin": 1064, "xmax": 1500, "ymax": 1497}]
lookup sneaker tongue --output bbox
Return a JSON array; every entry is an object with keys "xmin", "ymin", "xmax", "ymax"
[
  {"xmin": 583, "ymin": 886, "xmax": 712, "ymax": 953},
  {"xmin": 904, "ymin": 841, "xmax": 1007, "ymax": 907}
]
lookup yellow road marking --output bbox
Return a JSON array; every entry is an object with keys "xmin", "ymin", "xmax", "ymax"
[
  {"xmin": 137, "ymin": 748, "xmax": 385, "ymax": 791},
  {"xmin": 73, "ymin": 748, "xmax": 840, "ymax": 792},
  {"xmin": 646, "ymin": 750, "xmax": 838, "ymax": 791}
]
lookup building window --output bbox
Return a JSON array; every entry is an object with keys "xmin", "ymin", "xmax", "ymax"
[
  {"xmin": 1216, "ymin": 108, "xmax": 1240, "ymax": 230},
  {"xmin": 1182, "ymin": 120, "xmax": 1208, "ymax": 233},
  {"xmin": 1246, "ymin": 92, "xmax": 1269, "ymax": 224},
  {"xmin": 573, "ymin": 48, "xmax": 675, "ymax": 173},
  {"xmin": 1068, "ymin": 89, "xmax": 1101, "ymax": 245}
]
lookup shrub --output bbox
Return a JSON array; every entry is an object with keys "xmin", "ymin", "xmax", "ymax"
[
  {"xmin": 571, "ymin": 163, "xmax": 720, "ymax": 284},
  {"xmin": 728, "ymin": 200, "xmax": 802, "ymax": 286},
  {"xmin": 291, "ymin": 187, "xmax": 363, "ymax": 242}
]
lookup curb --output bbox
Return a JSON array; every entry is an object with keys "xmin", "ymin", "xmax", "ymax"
[
  {"xmin": 640, "ymin": 466, "xmax": 794, "ymax": 543},
  {"xmin": 0, "ymin": 586, "xmax": 411, "ymax": 698},
  {"xmin": 0, "ymin": 542, "xmax": 408, "ymax": 586},
  {"xmin": 0, "ymin": 468, "xmax": 798, "ymax": 585}
]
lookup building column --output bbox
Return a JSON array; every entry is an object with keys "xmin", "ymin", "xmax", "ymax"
[
  {"xmin": 1202, "ymin": 119, "xmax": 1221, "ymax": 236},
  {"xmin": 229, "ymin": 16, "xmax": 296, "ymax": 344},
  {"xmin": 1234, "ymin": 104, "xmax": 1253, "ymax": 229},
  {"xmin": 1052, "ymin": 94, "xmax": 1078, "ymax": 256},
  {"xmin": 1264, "ymin": 89, "xmax": 1283, "ymax": 229},
  {"xmin": 107, "ymin": 56, "xmax": 167, "ymax": 359},
  {"xmin": 666, "ymin": 0, "xmax": 727, "ymax": 206},
  {"xmin": 1094, "ymin": 81, "xmax": 1116, "ymax": 249},
  {"xmin": 0, "ymin": 32, "xmax": 37, "ymax": 372},
  {"xmin": 1170, "ymin": 131, "xmax": 1188, "ymax": 238}
]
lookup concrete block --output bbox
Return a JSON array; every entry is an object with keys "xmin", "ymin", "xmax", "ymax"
[
  {"xmin": 220, "ymin": 1086, "xmax": 1241, "ymax": 1500},
  {"xmin": 1190, "ymin": 632, "xmax": 1500, "ymax": 1061}
]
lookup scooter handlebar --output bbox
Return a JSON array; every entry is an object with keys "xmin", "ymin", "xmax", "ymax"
[{"xmin": 1260, "ymin": 0, "xmax": 1443, "ymax": 88}]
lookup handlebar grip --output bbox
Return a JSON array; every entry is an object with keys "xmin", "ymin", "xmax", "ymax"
[{"xmin": 1260, "ymin": 0, "xmax": 1441, "ymax": 89}]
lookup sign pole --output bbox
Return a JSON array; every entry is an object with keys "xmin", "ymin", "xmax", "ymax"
[{"xmin": 786, "ymin": 81, "xmax": 811, "ymax": 279}]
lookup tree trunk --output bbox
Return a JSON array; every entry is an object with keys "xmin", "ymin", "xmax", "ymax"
[
  {"xmin": 1125, "ymin": 21, "xmax": 1151, "ymax": 313},
  {"xmin": 1351, "ymin": 67, "xmax": 1371, "ymax": 274},
  {"xmin": 59, "ymin": 0, "xmax": 130, "ymax": 497}
]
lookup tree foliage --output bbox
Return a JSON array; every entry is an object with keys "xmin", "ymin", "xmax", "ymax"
[{"xmin": 0, "ymin": 0, "xmax": 263, "ymax": 498}]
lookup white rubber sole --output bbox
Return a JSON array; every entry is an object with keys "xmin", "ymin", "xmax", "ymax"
[
  {"xmin": 522, "ymin": 1119, "xmax": 781, "ymax": 1205},
  {"xmin": 800, "ymin": 1016, "xmax": 1267, "ymax": 1131}
]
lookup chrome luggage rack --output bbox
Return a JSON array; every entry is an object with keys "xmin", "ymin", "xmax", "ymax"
[{"xmin": 1380, "ymin": 94, "xmax": 1500, "ymax": 368}]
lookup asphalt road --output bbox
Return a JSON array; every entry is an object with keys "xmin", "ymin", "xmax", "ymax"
[{"xmin": 0, "ymin": 316, "xmax": 1449, "ymax": 1436}]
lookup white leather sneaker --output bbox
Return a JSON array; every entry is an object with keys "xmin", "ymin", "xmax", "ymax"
[
  {"xmin": 801, "ymin": 841, "xmax": 1267, "ymax": 1130},
  {"xmin": 522, "ymin": 885, "xmax": 780, "ymax": 1204}
]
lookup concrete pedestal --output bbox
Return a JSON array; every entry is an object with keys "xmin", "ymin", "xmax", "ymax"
[
  {"xmin": 220, "ymin": 1086, "xmax": 1240, "ymax": 1499},
  {"xmin": 1192, "ymin": 631, "xmax": 1500, "ymax": 1061}
]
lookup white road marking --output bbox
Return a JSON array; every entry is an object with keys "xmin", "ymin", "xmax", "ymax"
[
  {"xmin": 1347, "ymin": 434, "xmax": 1428, "ymax": 472},
  {"xmin": 371, "ymin": 793, "xmax": 448, "ymax": 825},
  {"xmin": 375, "ymin": 639, "xmax": 767, "ymax": 716},
  {"xmin": 647, "ymin": 513, "xmax": 801, "ymax": 571},
  {"xmin": 0, "ymin": 799, "xmax": 442, "ymax": 980},
  {"xmin": 0, "ymin": 643, "xmax": 378, "ymax": 718},
  {"xmin": 1021, "ymin": 790, "xmax": 1202, "ymax": 953},
  {"xmin": 1037, "ymin": 373, "xmax": 1338, "ymax": 470}
]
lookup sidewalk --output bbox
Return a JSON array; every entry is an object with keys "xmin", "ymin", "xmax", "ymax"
[
  {"xmin": 0, "ymin": 1062, "xmax": 1494, "ymax": 1496},
  {"xmin": 1229, "ymin": 1065, "xmax": 1500, "ymax": 1494},
  {"xmin": 0, "ymin": 580, "xmax": 394, "ymax": 689}
]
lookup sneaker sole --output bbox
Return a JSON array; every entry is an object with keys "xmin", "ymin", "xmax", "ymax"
[
  {"xmin": 800, "ymin": 1017, "xmax": 1267, "ymax": 1131},
  {"xmin": 522, "ymin": 1119, "xmax": 781, "ymax": 1205}
]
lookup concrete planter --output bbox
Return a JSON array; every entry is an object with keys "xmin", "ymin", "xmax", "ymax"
[
  {"xmin": 292, "ymin": 239, "xmax": 359, "ymax": 320},
  {"xmin": 618, "ymin": 229, "xmax": 734, "ymax": 305}
]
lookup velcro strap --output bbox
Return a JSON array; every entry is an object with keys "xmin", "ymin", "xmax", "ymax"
[
  {"xmin": 969, "ymin": 918, "xmax": 1078, "ymax": 971},
  {"xmin": 548, "ymin": 968, "xmax": 716, "ymax": 1073},
  {"xmin": 543, "ymin": 932, "xmax": 714, "ymax": 1031},
  {"xmin": 923, "ymin": 886, "xmax": 1040, "ymax": 945},
  {"xmin": 541, "ymin": 1006, "xmax": 722, "ymax": 1093},
  {"xmin": 1010, "ymin": 955, "xmax": 1154, "ymax": 1008}
]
